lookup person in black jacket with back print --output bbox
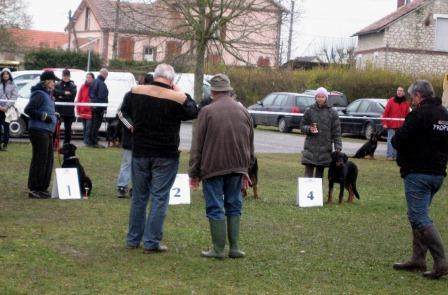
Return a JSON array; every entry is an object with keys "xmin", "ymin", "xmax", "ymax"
[{"xmin": 392, "ymin": 80, "xmax": 448, "ymax": 279}]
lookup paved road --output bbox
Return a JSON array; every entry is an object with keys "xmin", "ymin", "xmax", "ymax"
[
  {"xmin": 12, "ymin": 122, "xmax": 386, "ymax": 156},
  {"xmin": 179, "ymin": 122, "xmax": 386, "ymax": 156}
]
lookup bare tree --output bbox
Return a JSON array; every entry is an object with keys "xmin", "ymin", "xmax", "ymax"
[
  {"xmin": 116, "ymin": 0, "xmax": 287, "ymax": 101},
  {"xmin": 313, "ymin": 38, "xmax": 357, "ymax": 66},
  {"xmin": 0, "ymin": 0, "xmax": 32, "ymax": 51}
]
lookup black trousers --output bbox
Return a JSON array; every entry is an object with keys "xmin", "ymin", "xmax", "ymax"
[
  {"xmin": 89, "ymin": 109, "xmax": 104, "ymax": 145},
  {"xmin": 60, "ymin": 116, "xmax": 74, "ymax": 144},
  {"xmin": 0, "ymin": 111, "xmax": 9, "ymax": 144},
  {"xmin": 304, "ymin": 165, "xmax": 324, "ymax": 178},
  {"xmin": 28, "ymin": 130, "xmax": 53, "ymax": 192}
]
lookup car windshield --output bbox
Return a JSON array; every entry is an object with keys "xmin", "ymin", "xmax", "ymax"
[{"xmin": 18, "ymin": 78, "xmax": 39, "ymax": 99}]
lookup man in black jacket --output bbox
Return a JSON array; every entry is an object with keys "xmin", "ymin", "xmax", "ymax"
[
  {"xmin": 392, "ymin": 80, "xmax": 448, "ymax": 279},
  {"xmin": 54, "ymin": 69, "xmax": 77, "ymax": 144},
  {"xmin": 120, "ymin": 64, "xmax": 198, "ymax": 252},
  {"xmin": 88, "ymin": 68, "xmax": 108, "ymax": 148}
]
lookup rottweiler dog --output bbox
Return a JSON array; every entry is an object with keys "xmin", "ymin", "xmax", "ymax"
[
  {"xmin": 242, "ymin": 157, "xmax": 259, "ymax": 199},
  {"xmin": 59, "ymin": 143, "xmax": 93, "ymax": 197},
  {"xmin": 328, "ymin": 151, "xmax": 360, "ymax": 204},
  {"xmin": 106, "ymin": 119, "xmax": 122, "ymax": 148},
  {"xmin": 353, "ymin": 132, "xmax": 379, "ymax": 159}
]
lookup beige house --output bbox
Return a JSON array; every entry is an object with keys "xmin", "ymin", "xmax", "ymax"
[
  {"xmin": 67, "ymin": 0, "xmax": 286, "ymax": 67},
  {"xmin": 353, "ymin": 0, "xmax": 448, "ymax": 75}
]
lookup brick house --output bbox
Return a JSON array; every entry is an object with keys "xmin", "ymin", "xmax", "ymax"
[
  {"xmin": 0, "ymin": 28, "xmax": 68, "ymax": 65},
  {"xmin": 67, "ymin": 0, "xmax": 286, "ymax": 67},
  {"xmin": 353, "ymin": 0, "xmax": 448, "ymax": 74}
]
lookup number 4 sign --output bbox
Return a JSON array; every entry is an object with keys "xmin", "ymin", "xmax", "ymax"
[
  {"xmin": 297, "ymin": 177, "xmax": 323, "ymax": 207},
  {"xmin": 169, "ymin": 174, "xmax": 191, "ymax": 205}
]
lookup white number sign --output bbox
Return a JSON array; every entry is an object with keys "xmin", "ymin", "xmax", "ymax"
[
  {"xmin": 51, "ymin": 168, "xmax": 81, "ymax": 200},
  {"xmin": 169, "ymin": 174, "xmax": 191, "ymax": 205},
  {"xmin": 297, "ymin": 177, "xmax": 323, "ymax": 207}
]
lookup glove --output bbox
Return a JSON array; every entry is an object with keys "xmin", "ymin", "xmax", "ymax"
[{"xmin": 41, "ymin": 112, "xmax": 52, "ymax": 123}]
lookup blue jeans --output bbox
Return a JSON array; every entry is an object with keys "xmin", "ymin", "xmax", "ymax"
[
  {"xmin": 127, "ymin": 156, "xmax": 179, "ymax": 249},
  {"xmin": 117, "ymin": 149, "xmax": 132, "ymax": 188},
  {"xmin": 404, "ymin": 173, "xmax": 444, "ymax": 230},
  {"xmin": 82, "ymin": 119, "xmax": 92, "ymax": 145},
  {"xmin": 387, "ymin": 128, "xmax": 397, "ymax": 159},
  {"xmin": 203, "ymin": 174, "xmax": 243, "ymax": 220}
]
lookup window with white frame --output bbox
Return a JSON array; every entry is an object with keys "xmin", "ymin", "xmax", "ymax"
[
  {"xmin": 143, "ymin": 46, "xmax": 155, "ymax": 61},
  {"xmin": 435, "ymin": 15, "xmax": 448, "ymax": 51}
]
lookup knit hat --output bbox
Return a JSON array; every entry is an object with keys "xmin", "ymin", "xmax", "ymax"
[
  {"xmin": 1, "ymin": 68, "xmax": 12, "ymax": 81},
  {"xmin": 210, "ymin": 74, "xmax": 233, "ymax": 92},
  {"xmin": 315, "ymin": 87, "xmax": 329, "ymax": 99},
  {"xmin": 40, "ymin": 70, "xmax": 60, "ymax": 81}
]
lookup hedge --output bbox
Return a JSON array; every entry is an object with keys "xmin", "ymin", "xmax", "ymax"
[
  {"xmin": 24, "ymin": 49, "xmax": 102, "ymax": 71},
  {"xmin": 205, "ymin": 65, "xmax": 444, "ymax": 106}
]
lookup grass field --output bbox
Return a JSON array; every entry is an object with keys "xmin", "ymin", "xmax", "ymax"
[{"xmin": 1, "ymin": 143, "xmax": 447, "ymax": 294}]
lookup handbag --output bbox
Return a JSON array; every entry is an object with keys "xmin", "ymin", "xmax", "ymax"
[{"xmin": 5, "ymin": 106, "xmax": 19, "ymax": 123}]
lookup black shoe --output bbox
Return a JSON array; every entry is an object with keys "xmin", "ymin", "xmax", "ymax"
[
  {"xmin": 117, "ymin": 187, "xmax": 128, "ymax": 198},
  {"xmin": 143, "ymin": 245, "xmax": 168, "ymax": 254},
  {"xmin": 28, "ymin": 190, "xmax": 50, "ymax": 199},
  {"xmin": 39, "ymin": 191, "xmax": 51, "ymax": 198},
  {"xmin": 0, "ymin": 143, "xmax": 6, "ymax": 151}
]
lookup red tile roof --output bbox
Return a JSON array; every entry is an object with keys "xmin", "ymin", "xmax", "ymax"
[
  {"xmin": 7, "ymin": 28, "xmax": 68, "ymax": 49},
  {"xmin": 354, "ymin": 0, "xmax": 428, "ymax": 36}
]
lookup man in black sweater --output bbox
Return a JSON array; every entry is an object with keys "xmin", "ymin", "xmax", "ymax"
[
  {"xmin": 54, "ymin": 69, "xmax": 77, "ymax": 144},
  {"xmin": 392, "ymin": 80, "xmax": 448, "ymax": 279},
  {"xmin": 119, "ymin": 64, "xmax": 198, "ymax": 252}
]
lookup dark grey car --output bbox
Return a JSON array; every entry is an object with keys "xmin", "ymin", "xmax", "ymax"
[
  {"xmin": 248, "ymin": 92, "xmax": 315, "ymax": 133},
  {"xmin": 339, "ymin": 98, "xmax": 387, "ymax": 139}
]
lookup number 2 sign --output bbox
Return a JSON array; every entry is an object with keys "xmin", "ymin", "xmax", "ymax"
[
  {"xmin": 169, "ymin": 174, "xmax": 191, "ymax": 205},
  {"xmin": 297, "ymin": 177, "xmax": 323, "ymax": 207}
]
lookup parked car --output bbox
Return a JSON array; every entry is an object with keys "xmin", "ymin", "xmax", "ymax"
[
  {"xmin": 304, "ymin": 89, "xmax": 348, "ymax": 112},
  {"xmin": 339, "ymin": 98, "xmax": 387, "ymax": 139},
  {"xmin": 248, "ymin": 92, "xmax": 315, "ymax": 133}
]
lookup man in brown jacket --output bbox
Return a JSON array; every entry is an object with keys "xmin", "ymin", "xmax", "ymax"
[{"xmin": 189, "ymin": 74, "xmax": 254, "ymax": 259}]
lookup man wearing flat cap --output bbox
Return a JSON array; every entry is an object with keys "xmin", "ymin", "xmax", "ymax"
[
  {"xmin": 189, "ymin": 73, "xmax": 254, "ymax": 259},
  {"xmin": 24, "ymin": 71, "xmax": 59, "ymax": 199}
]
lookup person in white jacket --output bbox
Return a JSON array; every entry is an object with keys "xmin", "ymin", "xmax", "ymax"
[{"xmin": 0, "ymin": 68, "xmax": 18, "ymax": 151}]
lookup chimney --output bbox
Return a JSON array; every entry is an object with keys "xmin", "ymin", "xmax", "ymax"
[{"xmin": 397, "ymin": 0, "xmax": 411, "ymax": 8}]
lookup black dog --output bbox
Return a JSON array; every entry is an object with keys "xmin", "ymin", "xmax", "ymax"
[
  {"xmin": 59, "ymin": 143, "xmax": 93, "ymax": 197},
  {"xmin": 328, "ymin": 151, "xmax": 360, "ymax": 204},
  {"xmin": 242, "ymin": 157, "xmax": 259, "ymax": 199},
  {"xmin": 106, "ymin": 119, "xmax": 122, "ymax": 147},
  {"xmin": 353, "ymin": 132, "xmax": 379, "ymax": 159}
]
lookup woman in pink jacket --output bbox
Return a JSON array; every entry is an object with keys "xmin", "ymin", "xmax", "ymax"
[
  {"xmin": 381, "ymin": 86, "xmax": 410, "ymax": 160},
  {"xmin": 76, "ymin": 73, "xmax": 94, "ymax": 145}
]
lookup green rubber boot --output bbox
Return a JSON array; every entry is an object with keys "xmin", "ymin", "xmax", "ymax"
[
  {"xmin": 227, "ymin": 216, "xmax": 246, "ymax": 258},
  {"xmin": 201, "ymin": 219, "xmax": 226, "ymax": 259}
]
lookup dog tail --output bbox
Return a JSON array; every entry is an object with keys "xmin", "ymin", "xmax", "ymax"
[{"xmin": 353, "ymin": 182, "xmax": 360, "ymax": 199}]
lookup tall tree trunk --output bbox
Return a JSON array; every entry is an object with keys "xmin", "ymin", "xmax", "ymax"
[{"xmin": 194, "ymin": 43, "xmax": 206, "ymax": 103}]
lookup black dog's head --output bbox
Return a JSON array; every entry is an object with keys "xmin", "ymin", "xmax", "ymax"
[
  {"xmin": 331, "ymin": 151, "xmax": 348, "ymax": 167},
  {"xmin": 369, "ymin": 132, "xmax": 379, "ymax": 144},
  {"xmin": 59, "ymin": 143, "xmax": 77, "ymax": 158}
]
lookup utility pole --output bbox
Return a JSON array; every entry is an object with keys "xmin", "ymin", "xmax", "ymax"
[
  {"xmin": 68, "ymin": 10, "xmax": 72, "ymax": 51},
  {"xmin": 112, "ymin": 0, "xmax": 121, "ymax": 60},
  {"xmin": 287, "ymin": 0, "xmax": 295, "ymax": 62}
]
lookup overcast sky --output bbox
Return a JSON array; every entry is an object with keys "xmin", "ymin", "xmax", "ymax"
[{"xmin": 28, "ymin": 0, "xmax": 398, "ymax": 57}]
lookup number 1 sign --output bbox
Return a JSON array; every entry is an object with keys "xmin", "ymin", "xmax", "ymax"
[
  {"xmin": 51, "ymin": 168, "xmax": 81, "ymax": 200},
  {"xmin": 297, "ymin": 177, "xmax": 323, "ymax": 207},
  {"xmin": 169, "ymin": 174, "xmax": 191, "ymax": 205}
]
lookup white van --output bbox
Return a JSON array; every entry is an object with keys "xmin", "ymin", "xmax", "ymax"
[{"xmin": 9, "ymin": 70, "xmax": 137, "ymax": 137}]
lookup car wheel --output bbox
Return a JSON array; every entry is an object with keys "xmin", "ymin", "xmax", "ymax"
[
  {"xmin": 9, "ymin": 117, "xmax": 27, "ymax": 138},
  {"xmin": 278, "ymin": 117, "xmax": 291, "ymax": 133},
  {"xmin": 251, "ymin": 115, "xmax": 257, "ymax": 128},
  {"xmin": 364, "ymin": 123, "xmax": 373, "ymax": 139}
]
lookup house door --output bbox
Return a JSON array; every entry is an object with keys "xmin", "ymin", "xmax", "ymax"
[{"xmin": 119, "ymin": 37, "xmax": 135, "ymax": 61}]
